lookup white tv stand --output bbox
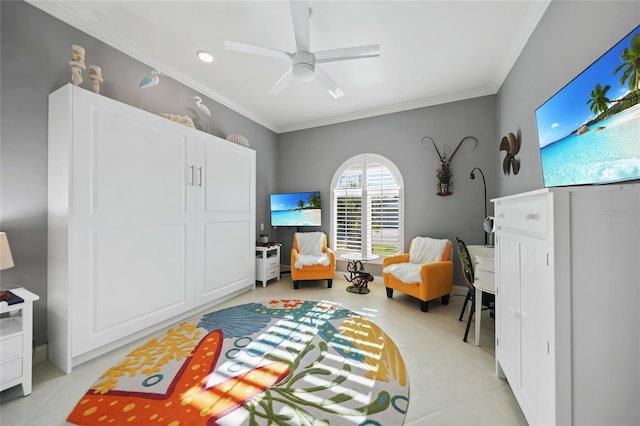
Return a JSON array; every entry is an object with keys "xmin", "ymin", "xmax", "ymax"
[{"xmin": 493, "ymin": 184, "xmax": 639, "ymax": 425}]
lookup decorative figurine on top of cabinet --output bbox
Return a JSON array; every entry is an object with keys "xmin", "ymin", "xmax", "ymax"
[
  {"xmin": 89, "ymin": 65, "xmax": 103, "ymax": 94},
  {"xmin": 69, "ymin": 45, "xmax": 86, "ymax": 86}
]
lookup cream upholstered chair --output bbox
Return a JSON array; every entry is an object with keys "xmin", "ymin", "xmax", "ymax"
[
  {"xmin": 383, "ymin": 237, "xmax": 453, "ymax": 312},
  {"xmin": 290, "ymin": 232, "xmax": 335, "ymax": 290}
]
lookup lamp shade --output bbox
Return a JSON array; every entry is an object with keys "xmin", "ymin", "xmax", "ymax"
[{"xmin": 0, "ymin": 232, "xmax": 15, "ymax": 270}]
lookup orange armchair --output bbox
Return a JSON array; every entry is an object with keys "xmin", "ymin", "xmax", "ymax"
[
  {"xmin": 383, "ymin": 238, "xmax": 453, "ymax": 312},
  {"xmin": 291, "ymin": 232, "xmax": 336, "ymax": 290}
]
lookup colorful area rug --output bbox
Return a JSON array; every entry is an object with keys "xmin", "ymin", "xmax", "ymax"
[{"xmin": 67, "ymin": 300, "xmax": 409, "ymax": 425}]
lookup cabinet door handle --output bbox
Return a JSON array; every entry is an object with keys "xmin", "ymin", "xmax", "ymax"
[
  {"xmin": 189, "ymin": 165, "xmax": 195, "ymax": 186},
  {"xmin": 198, "ymin": 167, "xmax": 203, "ymax": 187}
]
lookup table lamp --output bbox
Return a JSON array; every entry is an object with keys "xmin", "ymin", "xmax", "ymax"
[{"xmin": 0, "ymin": 232, "xmax": 15, "ymax": 270}]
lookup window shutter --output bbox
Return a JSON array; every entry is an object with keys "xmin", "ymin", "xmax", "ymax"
[
  {"xmin": 334, "ymin": 164, "xmax": 363, "ymax": 252},
  {"xmin": 367, "ymin": 162, "xmax": 400, "ymax": 255},
  {"xmin": 333, "ymin": 157, "xmax": 402, "ymax": 257}
]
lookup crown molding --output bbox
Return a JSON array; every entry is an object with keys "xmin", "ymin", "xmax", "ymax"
[
  {"xmin": 492, "ymin": 0, "xmax": 551, "ymax": 93},
  {"xmin": 279, "ymin": 85, "xmax": 496, "ymax": 133},
  {"xmin": 26, "ymin": 0, "xmax": 278, "ymax": 133},
  {"xmin": 27, "ymin": 0, "xmax": 547, "ymax": 135}
]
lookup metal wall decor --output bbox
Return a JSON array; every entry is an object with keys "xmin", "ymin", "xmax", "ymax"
[
  {"xmin": 500, "ymin": 132, "xmax": 521, "ymax": 175},
  {"xmin": 422, "ymin": 136, "xmax": 478, "ymax": 196}
]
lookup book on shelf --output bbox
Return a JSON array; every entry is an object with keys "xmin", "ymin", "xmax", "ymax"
[
  {"xmin": 256, "ymin": 242, "xmax": 278, "ymax": 247},
  {"xmin": 0, "ymin": 290, "xmax": 24, "ymax": 305}
]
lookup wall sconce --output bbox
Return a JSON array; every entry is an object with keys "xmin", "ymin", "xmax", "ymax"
[{"xmin": 0, "ymin": 232, "xmax": 15, "ymax": 271}]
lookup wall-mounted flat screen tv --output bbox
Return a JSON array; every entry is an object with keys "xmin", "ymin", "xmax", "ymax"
[
  {"xmin": 535, "ymin": 24, "xmax": 640, "ymax": 188},
  {"xmin": 270, "ymin": 191, "xmax": 322, "ymax": 227}
]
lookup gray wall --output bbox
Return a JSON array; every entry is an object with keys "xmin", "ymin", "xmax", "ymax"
[
  {"xmin": 497, "ymin": 1, "xmax": 640, "ymax": 196},
  {"xmin": 0, "ymin": 1, "xmax": 278, "ymax": 345},
  {"xmin": 3, "ymin": 0, "xmax": 639, "ymax": 348},
  {"xmin": 276, "ymin": 95, "xmax": 498, "ymax": 284}
]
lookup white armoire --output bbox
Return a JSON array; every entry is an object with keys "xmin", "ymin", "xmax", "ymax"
[
  {"xmin": 493, "ymin": 185, "xmax": 639, "ymax": 425},
  {"xmin": 47, "ymin": 84, "xmax": 255, "ymax": 373}
]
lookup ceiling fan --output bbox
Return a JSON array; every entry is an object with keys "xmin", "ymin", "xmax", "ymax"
[{"xmin": 224, "ymin": 0, "xmax": 380, "ymax": 98}]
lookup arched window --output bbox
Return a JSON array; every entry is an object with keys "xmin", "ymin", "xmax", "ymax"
[{"xmin": 331, "ymin": 154, "xmax": 404, "ymax": 257}]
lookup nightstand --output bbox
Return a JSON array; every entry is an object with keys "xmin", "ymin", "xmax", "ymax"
[
  {"xmin": 1, "ymin": 287, "xmax": 39, "ymax": 396},
  {"xmin": 256, "ymin": 244, "xmax": 281, "ymax": 287}
]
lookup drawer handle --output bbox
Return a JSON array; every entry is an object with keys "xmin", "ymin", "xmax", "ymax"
[{"xmin": 525, "ymin": 213, "xmax": 538, "ymax": 221}]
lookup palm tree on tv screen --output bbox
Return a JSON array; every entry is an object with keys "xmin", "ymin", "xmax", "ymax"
[
  {"xmin": 615, "ymin": 33, "xmax": 640, "ymax": 92},
  {"xmin": 308, "ymin": 193, "xmax": 321, "ymax": 209},
  {"xmin": 587, "ymin": 83, "xmax": 611, "ymax": 115}
]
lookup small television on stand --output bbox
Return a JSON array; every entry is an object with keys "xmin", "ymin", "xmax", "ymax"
[
  {"xmin": 270, "ymin": 191, "xmax": 322, "ymax": 227},
  {"xmin": 535, "ymin": 24, "xmax": 640, "ymax": 188}
]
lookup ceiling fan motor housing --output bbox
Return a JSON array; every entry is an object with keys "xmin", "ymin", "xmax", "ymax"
[{"xmin": 292, "ymin": 51, "xmax": 316, "ymax": 81}]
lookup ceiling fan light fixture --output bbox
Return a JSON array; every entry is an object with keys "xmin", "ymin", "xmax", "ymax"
[
  {"xmin": 292, "ymin": 51, "xmax": 316, "ymax": 81},
  {"xmin": 292, "ymin": 62, "xmax": 315, "ymax": 81}
]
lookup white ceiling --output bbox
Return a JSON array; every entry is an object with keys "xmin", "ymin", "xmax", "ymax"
[{"xmin": 29, "ymin": 0, "xmax": 550, "ymax": 133}]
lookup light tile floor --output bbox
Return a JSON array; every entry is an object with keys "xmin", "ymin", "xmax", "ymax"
[{"xmin": 1, "ymin": 277, "xmax": 526, "ymax": 425}]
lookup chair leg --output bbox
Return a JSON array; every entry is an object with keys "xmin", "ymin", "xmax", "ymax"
[
  {"xmin": 459, "ymin": 290, "xmax": 472, "ymax": 321},
  {"xmin": 293, "ymin": 281, "xmax": 299, "ymax": 290},
  {"xmin": 463, "ymin": 298, "xmax": 475, "ymax": 342},
  {"xmin": 327, "ymin": 279, "xmax": 332, "ymax": 288},
  {"xmin": 441, "ymin": 294, "xmax": 450, "ymax": 305},
  {"xmin": 420, "ymin": 300, "xmax": 429, "ymax": 312},
  {"xmin": 386, "ymin": 287, "xmax": 393, "ymax": 298}
]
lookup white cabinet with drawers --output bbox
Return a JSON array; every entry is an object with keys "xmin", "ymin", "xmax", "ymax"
[
  {"xmin": 0, "ymin": 288, "xmax": 39, "ymax": 396},
  {"xmin": 256, "ymin": 245, "xmax": 280, "ymax": 287},
  {"xmin": 493, "ymin": 185, "xmax": 640, "ymax": 425}
]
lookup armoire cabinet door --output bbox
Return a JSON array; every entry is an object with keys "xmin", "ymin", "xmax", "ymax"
[
  {"xmin": 518, "ymin": 237, "xmax": 554, "ymax": 425},
  {"xmin": 69, "ymin": 88, "xmax": 196, "ymax": 356},
  {"xmin": 497, "ymin": 220, "xmax": 555, "ymax": 424},
  {"xmin": 496, "ymin": 233, "xmax": 521, "ymax": 383},
  {"xmin": 194, "ymin": 133, "xmax": 256, "ymax": 303}
]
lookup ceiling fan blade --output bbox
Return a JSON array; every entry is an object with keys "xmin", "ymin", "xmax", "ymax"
[
  {"xmin": 315, "ymin": 66, "xmax": 344, "ymax": 99},
  {"xmin": 316, "ymin": 44, "xmax": 381, "ymax": 63},
  {"xmin": 225, "ymin": 40, "xmax": 291, "ymax": 61},
  {"xmin": 290, "ymin": 0, "xmax": 310, "ymax": 52},
  {"xmin": 268, "ymin": 67, "xmax": 294, "ymax": 95}
]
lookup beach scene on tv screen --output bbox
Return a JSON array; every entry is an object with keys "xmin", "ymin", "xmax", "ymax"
[
  {"xmin": 536, "ymin": 25, "xmax": 640, "ymax": 187},
  {"xmin": 271, "ymin": 192, "xmax": 321, "ymax": 226}
]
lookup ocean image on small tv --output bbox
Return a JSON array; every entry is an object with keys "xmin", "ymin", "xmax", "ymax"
[
  {"xmin": 270, "ymin": 191, "xmax": 321, "ymax": 227},
  {"xmin": 536, "ymin": 25, "xmax": 640, "ymax": 187}
]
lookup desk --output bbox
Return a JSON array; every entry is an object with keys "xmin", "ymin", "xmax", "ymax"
[
  {"xmin": 341, "ymin": 253, "xmax": 378, "ymax": 294},
  {"xmin": 467, "ymin": 245, "xmax": 495, "ymax": 346}
]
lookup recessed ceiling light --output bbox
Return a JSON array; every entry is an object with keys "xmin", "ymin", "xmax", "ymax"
[{"xmin": 197, "ymin": 50, "xmax": 214, "ymax": 63}]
